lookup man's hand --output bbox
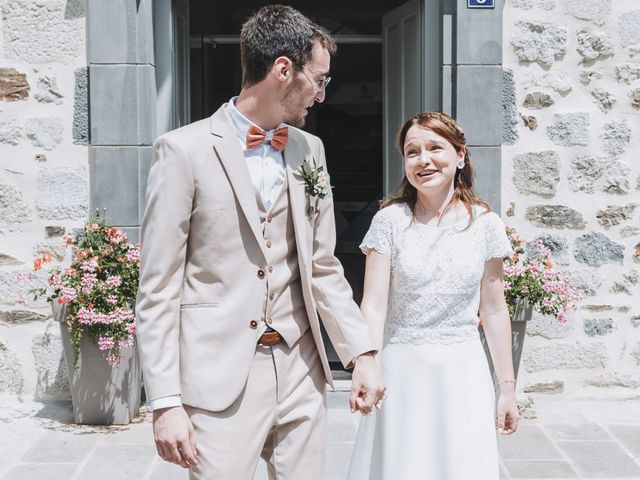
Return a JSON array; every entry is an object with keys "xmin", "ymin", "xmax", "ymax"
[
  {"xmin": 153, "ymin": 406, "xmax": 199, "ymax": 468},
  {"xmin": 349, "ymin": 352, "xmax": 386, "ymax": 415}
]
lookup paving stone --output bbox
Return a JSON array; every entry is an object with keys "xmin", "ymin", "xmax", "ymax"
[
  {"xmin": 606, "ymin": 424, "xmax": 640, "ymax": 457},
  {"xmin": 556, "ymin": 440, "xmax": 640, "ymax": 477},
  {"xmin": 511, "ymin": 21, "xmax": 567, "ymax": 65},
  {"xmin": 77, "ymin": 444, "xmax": 156, "ymax": 480},
  {"xmin": 497, "ymin": 425, "xmax": 563, "ymax": 460},
  {"xmin": 101, "ymin": 422, "xmax": 153, "ymax": 444},
  {"xmin": 545, "ymin": 421, "xmax": 612, "ymax": 441},
  {"xmin": 503, "ymin": 460, "xmax": 578, "ymax": 478},
  {"xmin": 22, "ymin": 430, "xmax": 96, "ymax": 463},
  {"xmin": 150, "ymin": 460, "xmax": 187, "ymax": 480},
  {"xmin": 1, "ymin": 463, "xmax": 78, "ymax": 480}
]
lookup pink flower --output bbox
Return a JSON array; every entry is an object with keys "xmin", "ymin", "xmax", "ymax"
[
  {"xmin": 97, "ymin": 336, "xmax": 115, "ymax": 350},
  {"xmin": 80, "ymin": 273, "xmax": 98, "ymax": 294},
  {"xmin": 76, "ymin": 307, "xmax": 94, "ymax": 325},
  {"xmin": 106, "ymin": 276, "xmax": 122, "ymax": 288},
  {"xmin": 126, "ymin": 248, "xmax": 140, "ymax": 263},
  {"xmin": 58, "ymin": 286, "xmax": 77, "ymax": 304},
  {"xmin": 127, "ymin": 323, "xmax": 137, "ymax": 335},
  {"xmin": 16, "ymin": 295, "xmax": 26, "ymax": 306},
  {"xmin": 106, "ymin": 295, "xmax": 118, "ymax": 305}
]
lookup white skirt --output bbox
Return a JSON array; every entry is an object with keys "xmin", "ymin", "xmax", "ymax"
[{"xmin": 347, "ymin": 338, "xmax": 499, "ymax": 480}]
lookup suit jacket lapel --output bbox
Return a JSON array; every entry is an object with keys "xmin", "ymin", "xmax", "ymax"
[
  {"xmin": 209, "ymin": 106, "xmax": 268, "ymax": 262},
  {"xmin": 284, "ymin": 130, "xmax": 311, "ymax": 276}
]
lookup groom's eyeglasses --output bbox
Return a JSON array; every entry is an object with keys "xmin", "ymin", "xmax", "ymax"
[{"xmin": 301, "ymin": 67, "xmax": 331, "ymax": 91}]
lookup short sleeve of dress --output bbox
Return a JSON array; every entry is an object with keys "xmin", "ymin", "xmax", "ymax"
[
  {"xmin": 483, "ymin": 212, "xmax": 513, "ymax": 261},
  {"xmin": 360, "ymin": 208, "xmax": 393, "ymax": 256}
]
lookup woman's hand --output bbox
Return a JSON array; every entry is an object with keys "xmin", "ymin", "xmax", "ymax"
[{"xmin": 496, "ymin": 387, "xmax": 519, "ymax": 435}]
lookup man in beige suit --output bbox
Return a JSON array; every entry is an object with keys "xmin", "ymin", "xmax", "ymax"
[{"xmin": 135, "ymin": 5, "xmax": 385, "ymax": 479}]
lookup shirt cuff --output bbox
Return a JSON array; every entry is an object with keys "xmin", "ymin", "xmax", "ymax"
[{"xmin": 149, "ymin": 394, "xmax": 182, "ymax": 411}]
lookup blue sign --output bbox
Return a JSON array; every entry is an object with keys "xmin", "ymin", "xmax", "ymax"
[{"xmin": 468, "ymin": 0, "xmax": 495, "ymax": 8}]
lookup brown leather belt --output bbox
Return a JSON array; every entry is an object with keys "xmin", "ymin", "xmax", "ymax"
[{"xmin": 257, "ymin": 330, "xmax": 283, "ymax": 346}]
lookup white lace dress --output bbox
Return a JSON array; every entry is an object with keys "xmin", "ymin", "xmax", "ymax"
[{"xmin": 347, "ymin": 203, "xmax": 512, "ymax": 480}]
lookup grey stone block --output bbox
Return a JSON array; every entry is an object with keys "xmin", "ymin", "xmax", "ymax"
[
  {"xmin": 522, "ymin": 71, "xmax": 571, "ymax": 95},
  {"xmin": 455, "ymin": 0, "xmax": 502, "ymax": 65},
  {"xmin": 24, "ymin": 117, "xmax": 64, "ymax": 151},
  {"xmin": 32, "ymin": 323, "xmax": 70, "ymax": 401},
  {"xmin": 90, "ymin": 147, "xmax": 152, "ymax": 226},
  {"xmin": 601, "ymin": 120, "xmax": 631, "ymax": 155},
  {"xmin": 0, "ymin": 68, "xmax": 29, "ymax": 101},
  {"xmin": 119, "ymin": 227, "xmax": 140, "ymax": 245},
  {"xmin": 0, "ymin": 309, "xmax": 48, "ymax": 324},
  {"xmin": 497, "ymin": 425, "xmax": 563, "ymax": 460},
  {"xmin": 524, "ymin": 342, "xmax": 607, "ymax": 373},
  {"xmin": 631, "ymin": 88, "xmax": 640, "ymax": 109},
  {"xmin": 89, "ymin": 65, "xmax": 156, "ymax": 146},
  {"xmin": 620, "ymin": 226, "xmax": 640, "ymax": 238},
  {"xmin": 1, "ymin": 0, "xmax": 84, "ymax": 63},
  {"xmin": 0, "ymin": 337, "xmax": 23, "ymax": 394},
  {"xmin": 525, "ymin": 205, "xmax": 585, "ymax": 230},
  {"xmin": 526, "ymin": 311, "xmax": 574, "ymax": 339},
  {"xmin": 0, "ymin": 252, "xmax": 22, "ymax": 266},
  {"xmin": 0, "ymin": 182, "xmax": 31, "ymax": 223},
  {"xmin": 0, "ymin": 120, "xmax": 22, "ymax": 145},
  {"xmin": 87, "ymin": 0, "xmax": 154, "ymax": 64},
  {"xmin": 511, "ymin": 21, "xmax": 567, "ymax": 65},
  {"xmin": 441, "ymin": 66, "xmax": 453, "ymax": 116},
  {"xmin": 590, "ymin": 88, "xmax": 616, "ymax": 113},
  {"xmin": 618, "ymin": 9, "xmax": 640, "ymax": 47},
  {"xmin": 0, "ymin": 270, "xmax": 41, "ymax": 307},
  {"xmin": 522, "ymin": 92, "xmax": 554, "ymax": 109},
  {"xmin": 596, "ymin": 203, "xmax": 637, "ymax": 229},
  {"xmin": 527, "ymin": 233, "xmax": 570, "ymax": 265},
  {"xmin": 35, "ymin": 166, "xmax": 88, "ymax": 220},
  {"xmin": 456, "ymin": 67, "xmax": 503, "ymax": 146},
  {"xmin": 504, "ymin": 460, "xmax": 577, "ymax": 478},
  {"xmin": 523, "ymin": 381, "xmax": 564, "ymax": 394},
  {"xmin": 512, "ymin": 151, "xmax": 559, "ymax": 198},
  {"xmin": 508, "ymin": 0, "xmax": 556, "ymax": 10},
  {"xmin": 557, "ymin": 440, "xmax": 640, "ymax": 477},
  {"xmin": 568, "ymin": 155, "xmax": 630, "ymax": 195},
  {"xmin": 502, "ymin": 69, "xmax": 518, "ymax": 145},
  {"xmin": 583, "ymin": 318, "xmax": 616, "ymax": 337},
  {"xmin": 467, "ymin": 147, "xmax": 501, "ymax": 212},
  {"xmin": 580, "ymin": 70, "xmax": 603, "ymax": 84},
  {"xmin": 615, "ymin": 64, "xmax": 640, "ymax": 84},
  {"xmin": 587, "ymin": 373, "xmax": 640, "ymax": 389},
  {"xmin": 73, "ymin": 67, "xmax": 89, "ymax": 145},
  {"xmin": 562, "ymin": 0, "xmax": 611, "ymax": 25},
  {"xmin": 577, "ymin": 31, "xmax": 614, "ymax": 63},
  {"xmin": 574, "ymin": 232, "xmax": 624, "ymax": 266},
  {"xmin": 546, "ymin": 113, "xmax": 589, "ymax": 146},
  {"xmin": 34, "ymin": 75, "xmax": 63, "ymax": 104}
]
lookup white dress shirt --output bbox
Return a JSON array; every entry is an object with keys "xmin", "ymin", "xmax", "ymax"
[{"xmin": 149, "ymin": 99, "xmax": 288, "ymax": 411}]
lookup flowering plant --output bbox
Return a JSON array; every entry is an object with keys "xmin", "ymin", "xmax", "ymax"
[
  {"xmin": 503, "ymin": 226, "xmax": 581, "ymax": 322},
  {"xmin": 296, "ymin": 159, "xmax": 332, "ymax": 219},
  {"xmin": 23, "ymin": 220, "xmax": 140, "ymax": 368}
]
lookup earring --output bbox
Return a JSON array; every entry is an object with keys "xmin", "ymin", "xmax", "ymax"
[{"xmin": 457, "ymin": 159, "xmax": 465, "ymax": 170}]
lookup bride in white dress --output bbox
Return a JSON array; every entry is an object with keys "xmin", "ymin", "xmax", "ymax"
[{"xmin": 348, "ymin": 112, "xmax": 519, "ymax": 480}]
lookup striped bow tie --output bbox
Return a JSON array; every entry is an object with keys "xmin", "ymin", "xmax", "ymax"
[{"xmin": 245, "ymin": 125, "xmax": 289, "ymax": 151}]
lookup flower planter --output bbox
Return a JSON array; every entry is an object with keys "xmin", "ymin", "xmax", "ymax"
[
  {"xmin": 479, "ymin": 300, "xmax": 534, "ymax": 387},
  {"xmin": 52, "ymin": 302, "xmax": 142, "ymax": 425}
]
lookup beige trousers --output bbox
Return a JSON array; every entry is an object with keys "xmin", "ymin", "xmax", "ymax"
[{"xmin": 185, "ymin": 330, "xmax": 327, "ymax": 480}]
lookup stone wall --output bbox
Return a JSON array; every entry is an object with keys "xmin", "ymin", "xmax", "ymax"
[
  {"xmin": 503, "ymin": 0, "xmax": 640, "ymax": 397},
  {"xmin": 0, "ymin": 0, "xmax": 88, "ymax": 399}
]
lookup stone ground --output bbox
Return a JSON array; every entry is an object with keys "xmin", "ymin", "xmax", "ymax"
[{"xmin": 1, "ymin": 387, "xmax": 639, "ymax": 480}]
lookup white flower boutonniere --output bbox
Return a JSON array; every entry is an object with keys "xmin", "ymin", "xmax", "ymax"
[{"xmin": 296, "ymin": 159, "xmax": 333, "ymax": 220}]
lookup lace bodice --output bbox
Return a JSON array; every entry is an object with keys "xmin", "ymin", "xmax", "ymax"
[{"xmin": 360, "ymin": 203, "xmax": 512, "ymax": 345}]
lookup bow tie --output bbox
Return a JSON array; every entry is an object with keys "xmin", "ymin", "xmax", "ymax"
[{"xmin": 246, "ymin": 125, "xmax": 288, "ymax": 151}]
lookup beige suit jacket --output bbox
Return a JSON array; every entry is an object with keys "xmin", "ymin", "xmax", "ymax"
[{"xmin": 135, "ymin": 105, "xmax": 375, "ymax": 412}]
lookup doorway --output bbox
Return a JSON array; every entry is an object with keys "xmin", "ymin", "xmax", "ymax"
[{"xmin": 182, "ymin": 0, "xmax": 438, "ymax": 369}]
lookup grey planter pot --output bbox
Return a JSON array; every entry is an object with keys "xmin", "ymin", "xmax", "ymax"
[
  {"xmin": 479, "ymin": 301, "xmax": 534, "ymax": 387},
  {"xmin": 52, "ymin": 302, "xmax": 142, "ymax": 425}
]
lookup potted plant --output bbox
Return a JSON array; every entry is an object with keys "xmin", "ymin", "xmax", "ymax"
[
  {"xmin": 25, "ymin": 220, "xmax": 141, "ymax": 425},
  {"xmin": 480, "ymin": 225, "xmax": 581, "ymax": 383}
]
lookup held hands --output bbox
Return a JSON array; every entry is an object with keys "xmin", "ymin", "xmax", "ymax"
[
  {"xmin": 349, "ymin": 352, "xmax": 387, "ymax": 415},
  {"xmin": 153, "ymin": 406, "xmax": 199, "ymax": 468},
  {"xmin": 496, "ymin": 384, "xmax": 520, "ymax": 435}
]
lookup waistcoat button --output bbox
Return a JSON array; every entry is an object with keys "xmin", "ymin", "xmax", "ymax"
[
  {"xmin": 257, "ymin": 269, "xmax": 265, "ymax": 278},
  {"xmin": 266, "ymin": 241, "xmax": 272, "ymax": 248},
  {"xmin": 249, "ymin": 320, "xmax": 258, "ymax": 329}
]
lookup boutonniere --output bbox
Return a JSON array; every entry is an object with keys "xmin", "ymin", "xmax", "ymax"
[{"xmin": 296, "ymin": 159, "xmax": 333, "ymax": 220}]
